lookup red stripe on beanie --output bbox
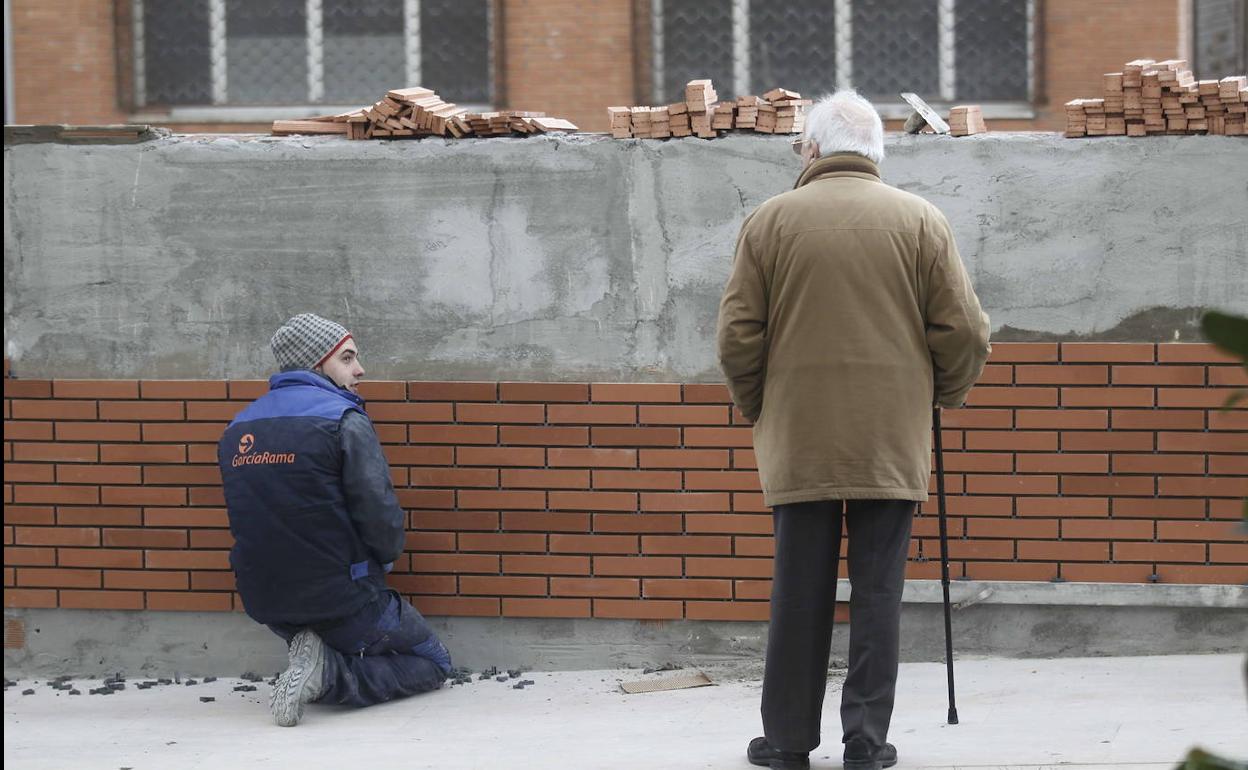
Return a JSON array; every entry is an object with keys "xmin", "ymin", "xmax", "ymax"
[{"xmin": 314, "ymin": 333, "xmax": 354, "ymax": 369}]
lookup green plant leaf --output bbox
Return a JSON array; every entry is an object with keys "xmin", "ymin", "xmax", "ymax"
[{"xmin": 1200, "ymin": 311, "xmax": 1248, "ymax": 364}]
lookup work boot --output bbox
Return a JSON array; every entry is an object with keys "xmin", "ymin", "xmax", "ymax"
[
  {"xmin": 270, "ymin": 629, "xmax": 326, "ymax": 727},
  {"xmin": 747, "ymin": 737, "xmax": 810, "ymax": 769},
  {"xmin": 843, "ymin": 737, "xmax": 898, "ymax": 770}
]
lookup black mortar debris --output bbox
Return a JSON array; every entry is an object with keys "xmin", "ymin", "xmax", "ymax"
[
  {"xmin": 512, "ymin": 682, "xmax": 526, "ymax": 690},
  {"xmin": 495, "ymin": 675, "xmax": 509, "ymax": 682},
  {"xmin": 643, "ymin": 662, "xmax": 680, "ymax": 674},
  {"xmin": 69, "ymin": 689, "xmax": 81, "ymax": 695},
  {"xmin": 22, "ymin": 689, "xmax": 35, "ymax": 695},
  {"xmin": 233, "ymin": 685, "xmax": 257, "ymax": 692},
  {"xmin": 240, "ymin": 672, "xmax": 263, "ymax": 683},
  {"xmin": 203, "ymin": 676, "xmax": 217, "ymax": 683},
  {"xmin": 158, "ymin": 678, "xmax": 173, "ymax": 685},
  {"xmin": 184, "ymin": 679, "xmax": 198, "ymax": 686},
  {"xmin": 507, "ymin": 669, "xmax": 523, "ymax": 679},
  {"xmin": 199, "ymin": 696, "xmax": 215, "ymax": 703}
]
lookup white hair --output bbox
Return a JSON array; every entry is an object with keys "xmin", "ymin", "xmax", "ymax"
[{"xmin": 803, "ymin": 90, "xmax": 885, "ymax": 165}]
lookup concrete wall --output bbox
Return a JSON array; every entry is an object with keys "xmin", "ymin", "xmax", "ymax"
[{"xmin": 5, "ymin": 132, "xmax": 1247, "ymax": 382}]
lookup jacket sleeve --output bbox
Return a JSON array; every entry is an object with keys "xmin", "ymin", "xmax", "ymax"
[
  {"xmin": 922, "ymin": 208, "xmax": 992, "ymax": 408},
  {"xmin": 716, "ymin": 214, "xmax": 769, "ymax": 422},
  {"xmin": 340, "ymin": 409, "xmax": 406, "ymax": 565}
]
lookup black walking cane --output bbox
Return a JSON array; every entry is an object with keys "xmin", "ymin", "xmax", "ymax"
[{"xmin": 933, "ymin": 406, "xmax": 960, "ymax": 725}]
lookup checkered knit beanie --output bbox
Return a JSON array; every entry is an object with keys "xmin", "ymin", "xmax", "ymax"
[{"xmin": 271, "ymin": 313, "xmax": 353, "ymax": 371}]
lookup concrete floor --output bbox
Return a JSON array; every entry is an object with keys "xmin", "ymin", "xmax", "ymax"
[{"xmin": 4, "ymin": 654, "xmax": 1245, "ymax": 770}]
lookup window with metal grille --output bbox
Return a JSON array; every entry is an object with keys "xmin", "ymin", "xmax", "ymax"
[
  {"xmin": 1193, "ymin": 0, "xmax": 1247, "ymax": 79},
  {"xmin": 652, "ymin": 0, "xmax": 1035, "ymax": 115},
  {"xmin": 133, "ymin": 0, "xmax": 493, "ymax": 109}
]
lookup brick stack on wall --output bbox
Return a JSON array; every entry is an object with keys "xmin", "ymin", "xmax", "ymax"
[{"xmin": 3, "ymin": 343, "xmax": 1246, "ymax": 620}]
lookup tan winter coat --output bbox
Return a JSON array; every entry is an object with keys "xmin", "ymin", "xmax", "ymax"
[{"xmin": 717, "ymin": 153, "xmax": 990, "ymax": 506}]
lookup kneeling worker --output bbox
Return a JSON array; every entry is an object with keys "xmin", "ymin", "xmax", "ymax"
[{"xmin": 219, "ymin": 313, "xmax": 451, "ymax": 726}]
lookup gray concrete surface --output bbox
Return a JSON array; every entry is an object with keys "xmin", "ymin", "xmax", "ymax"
[
  {"xmin": 4, "ymin": 654, "xmax": 1245, "ymax": 769},
  {"xmin": 5, "ymin": 132, "xmax": 1247, "ymax": 380},
  {"xmin": 6, "ymin": 580, "xmax": 1246, "ymax": 678}
]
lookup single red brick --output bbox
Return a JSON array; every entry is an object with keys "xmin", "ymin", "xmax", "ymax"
[
  {"xmin": 4, "ymin": 505, "xmax": 55, "ymax": 525},
  {"xmin": 1060, "ymin": 519, "xmax": 1154, "ymax": 540},
  {"xmin": 14, "ymin": 486, "xmax": 100, "ymax": 505},
  {"xmin": 590, "ymin": 470, "xmax": 681, "ymax": 490},
  {"xmin": 1156, "ymin": 344, "xmax": 1237, "ymax": 364},
  {"xmin": 1157, "ymin": 432, "xmax": 1247, "ymax": 453},
  {"xmin": 1112, "ymin": 498, "xmax": 1206, "ymax": 519},
  {"xmin": 1111, "ymin": 410, "xmax": 1205, "ymax": 431},
  {"xmin": 3, "ymin": 546, "xmax": 56, "ymax": 565},
  {"xmin": 11, "ymin": 400, "xmax": 97, "ymax": 420},
  {"xmin": 966, "ymin": 518, "xmax": 1060, "ymax": 539},
  {"xmin": 549, "ymin": 534, "xmax": 638, "ymax": 554},
  {"xmin": 408, "ymin": 381, "xmax": 498, "ymax": 401},
  {"xmin": 59, "ymin": 590, "xmax": 145, "ymax": 610},
  {"xmin": 683, "ymin": 471, "xmax": 762, "ymax": 491},
  {"xmin": 1113, "ymin": 542, "xmax": 1206, "ymax": 563},
  {"xmin": 103, "ymin": 570, "xmax": 190, "ymax": 590},
  {"xmin": 58, "ymin": 548, "xmax": 143, "ymax": 568},
  {"xmin": 460, "ymin": 575, "xmax": 549, "ymax": 596},
  {"xmin": 640, "ymin": 492, "xmax": 730, "ymax": 512},
  {"xmin": 551, "ymin": 577, "xmax": 639, "ymax": 597},
  {"xmin": 228, "ymin": 381, "xmax": 269, "ymax": 400},
  {"xmin": 409, "ymin": 424, "xmax": 498, "ymax": 444},
  {"xmin": 100, "ymin": 444, "xmax": 187, "ymax": 463},
  {"xmin": 55, "ymin": 422, "xmax": 142, "ymax": 442},
  {"xmin": 682, "ymin": 427, "xmax": 754, "ymax": 448},
  {"xmin": 732, "ymin": 492, "xmax": 770, "ymax": 512},
  {"xmin": 3, "ymin": 380, "xmax": 52, "ymax": 398},
  {"xmin": 369, "ymin": 403, "xmax": 455, "ymax": 423},
  {"xmin": 1061, "ymin": 432, "xmax": 1154, "ymax": 451},
  {"xmin": 975, "ymin": 365, "xmax": 1014, "ymax": 385},
  {"xmin": 146, "ymin": 592, "xmax": 233, "ymax": 611},
  {"xmin": 941, "ymin": 452, "xmax": 1014, "ymax": 473},
  {"xmin": 144, "ymin": 550, "xmax": 230, "ymax": 570},
  {"xmin": 144, "ymin": 508, "xmax": 228, "ymax": 528},
  {"xmin": 53, "ymin": 380, "xmax": 140, "ymax": 399},
  {"xmin": 411, "ymin": 467, "xmax": 500, "ymax": 488},
  {"xmin": 3, "ymin": 421, "xmax": 55, "ymax": 441},
  {"xmin": 639, "ymin": 405, "xmax": 731, "ymax": 425},
  {"xmin": 1061, "ymin": 388, "xmax": 1154, "ymax": 408},
  {"xmin": 1015, "ymin": 409, "xmax": 1108, "ymax": 430},
  {"xmin": 502, "ymin": 511, "xmax": 590, "ymax": 532},
  {"xmin": 1016, "ymin": 541, "xmax": 1109, "ymax": 561},
  {"xmin": 1060, "ymin": 563, "xmax": 1154, "ymax": 582},
  {"xmin": 458, "ymin": 403, "xmax": 545, "ymax": 424},
  {"xmin": 456, "ymin": 446, "xmax": 543, "ymax": 466},
  {"xmin": 1154, "ymin": 565, "xmax": 1248, "ymax": 584},
  {"xmin": 642, "ymin": 535, "xmax": 731, "ymax": 555},
  {"xmin": 1061, "ymin": 475, "xmax": 1154, "ymax": 496},
  {"xmin": 591, "ymin": 555, "xmax": 682, "ymax": 576},
  {"xmin": 397, "ymin": 490, "xmax": 456, "ymax": 508},
  {"xmin": 409, "ymin": 553, "xmax": 500, "ymax": 573},
  {"xmin": 590, "ymin": 426, "xmax": 681, "ymax": 447},
  {"xmin": 1061, "ymin": 343, "xmax": 1154, "ymax": 363},
  {"xmin": 410, "ymin": 510, "xmax": 499, "ymax": 531},
  {"xmin": 101, "ymin": 486, "xmax": 186, "ymax": 506},
  {"xmin": 592, "ymin": 598, "xmax": 682, "ymax": 619},
  {"xmin": 502, "ymin": 597, "xmax": 590, "ymax": 618},
  {"xmin": 1208, "ymin": 367, "xmax": 1248, "ymax": 387},
  {"xmin": 1111, "ymin": 366, "xmax": 1204, "ymax": 386},
  {"xmin": 657, "ymin": 582, "xmax": 734, "ymax": 603},
  {"xmin": 734, "ymin": 579, "xmax": 773, "ymax": 600},
  {"xmin": 964, "ymin": 431, "xmax": 1058, "ymax": 451},
  {"xmin": 188, "ymin": 487, "xmax": 225, "ymax": 506},
  {"xmin": 103, "ymin": 528, "xmax": 188, "ymax": 548},
  {"xmin": 413, "ymin": 596, "xmax": 501, "ymax": 616},
  {"xmin": 940, "ymin": 409, "xmax": 1014, "ymax": 429},
  {"xmin": 502, "ymin": 468, "xmax": 590, "ymax": 489},
  {"xmin": 686, "ymin": 601, "xmax": 770, "ymax": 621},
  {"xmin": 1156, "ymin": 520, "xmax": 1243, "ymax": 542},
  {"xmin": 1209, "ymin": 542, "xmax": 1248, "ymax": 563},
  {"xmin": 1209, "ymin": 455, "xmax": 1248, "ymax": 474},
  {"xmin": 964, "ymin": 387, "xmax": 1058, "ymax": 408},
  {"xmin": 140, "ymin": 381, "xmax": 227, "ymax": 400},
  {"xmin": 458, "ymin": 490, "xmax": 546, "ymax": 510},
  {"xmin": 735, "ymin": 537, "xmax": 775, "ymax": 557},
  {"xmin": 966, "ymin": 475, "xmax": 1058, "ymax": 495},
  {"xmin": 16, "ymin": 567, "xmax": 101, "ymax": 588},
  {"xmin": 548, "ymin": 448, "xmax": 637, "ymax": 468},
  {"xmin": 1112, "ymin": 454, "xmax": 1204, "ymax": 475},
  {"xmin": 2, "ymin": 588, "xmax": 57, "ymax": 608},
  {"xmin": 5, "ymin": 463, "xmax": 55, "ymax": 483},
  {"xmin": 1158, "ymin": 476, "xmax": 1248, "ymax": 498},
  {"xmin": 12, "ymin": 443, "xmax": 98, "ymax": 463},
  {"xmin": 501, "ymin": 382, "xmax": 588, "ymax": 403},
  {"xmin": 682, "ymin": 383, "xmax": 732, "ymax": 403},
  {"xmin": 99, "ymin": 401, "xmax": 185, "ymax": 420},
  {"xmin": 499, "ymin": 426, "xmax": 587, "ymax": 445},
  {"xmin": 591, "ymin": 383, "xmax": 682, "ymax": 403},
  {"xmin": 592, "ymin": 513, "xmax": 682, "ymax": 533},
  {"xmin": 502, "ymin": 554, "xmax": 591, "ymax": 575},
  {"xmin": 547, "ymin": 404, "xmax": 636, "ymax": 425},
  {"xmin": 458, "ymin": 533, "xmax": 548, "ymax": 552},
  {"xmin": 1016, "ymin": 365, "xmax": 1108, "ymax": 385},
  {"xmin": 988, "ymin": 343, "xmax": 1058, "ymax": 363},
  {"xmin": 355, "ymin": 381, "xmax": 406, "ymax": 401},
  {"xmin": 963, "ymin": 562, "xmax": 1059, "ymax": 581}
]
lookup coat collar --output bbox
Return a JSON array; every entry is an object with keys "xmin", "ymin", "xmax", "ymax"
[
  {"xmin": 269, "ymin": 369, "xmax": 365, "ymax": 407},
  {"xmin": 794, "ymin": 153, "xmax": 882, "ymax": 189}
]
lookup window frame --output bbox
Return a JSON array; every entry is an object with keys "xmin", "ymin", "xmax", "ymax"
[
  {"xmin": 124, "ymin": 0, "xmax": 498, "ymax": 120},
  {"xmin": 649, "ymin": 0, "xmax": 1039, "ymax": 119}
]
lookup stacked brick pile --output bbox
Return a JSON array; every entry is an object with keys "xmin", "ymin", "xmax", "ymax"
[
  {"xmin": 608, "ymin": 80, "xmax": 810, "ymax": 140},
  {"xmin": 271, "ymin": 86, "xmax": 578, "ymax": 140},
  {"xmin": 1065, "ymin": 59, "xmax": 1247, "ymax": 137},
  {"xmin": 948, "ymin": 105, "xmax": 987, "ymax": 136}
]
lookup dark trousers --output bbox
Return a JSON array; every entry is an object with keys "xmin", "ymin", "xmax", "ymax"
[
  {"xmin": 269, "ymin": 589, "xmax": 451, "ymax": 707},
  {"xmin": 761, "ymin": 499, "xmax": 915, "ymax": 753}
]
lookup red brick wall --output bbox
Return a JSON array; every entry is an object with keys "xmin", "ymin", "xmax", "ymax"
[
  {"xmin": 9, "ymin": 0, "xmax": 1187, "ymax": 133},
  {"xmin": 4, "ymin": 343, "xmax": 1246, "ymax": 618}
]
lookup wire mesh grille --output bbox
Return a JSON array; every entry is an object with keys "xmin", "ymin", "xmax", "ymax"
[
  {"xmin": 748, "ymin": 0, "xmax": 837, "ymax": 98},
  {"xmin": 143, "ymin": 0, "xmax": 212, "ymax": 105},
  {"xmin": 954, "ymin": 0, "xmax": 1029, "ymax": 101},
  {"xmin": 851, "ymin": 0, "xmax": 940, "ymax": 100},
  {"xmin": 1194, "ymin": 0, "xmax": 1246, "ymax": 79},
  {"xmin": 225, "ymin": 0, "xmax": 307, "ymax": 105},
  {"xmin": 422, "ymin": 0, "xmax": 492, "ymax": 105},
  {"xmin": 661, "ymin": 0, "xmax": 736, "ymax": 102}
]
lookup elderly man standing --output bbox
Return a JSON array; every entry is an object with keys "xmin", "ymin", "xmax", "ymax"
[
  {"xmin": 718, "ymin": 91, "xmax": 990, "ymax": 770},
  {"xmin": 219, "ymin": 313, "xmax": 452, "ymax": 727}
]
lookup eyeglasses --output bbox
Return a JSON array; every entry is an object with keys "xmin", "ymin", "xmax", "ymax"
[{"xmin": 790, "ymin": 137, "xmax": 806, "ymax": 156}]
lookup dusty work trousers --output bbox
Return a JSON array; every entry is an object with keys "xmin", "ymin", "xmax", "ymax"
[
  {"xmin": 269, "ymin": 589, "xmax": 451, "ymax": 707},
  {"xmin": 761, "ymin": 499, "xmax": 915, "ymax": 754}
]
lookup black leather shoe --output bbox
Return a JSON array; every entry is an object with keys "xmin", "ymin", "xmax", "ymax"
[
  {"xmin": 747, "ymin": 737, "xmax": 811, "ymax": 769},
  {"xmin": 843, "ymin": 737, "xmax": 898, "ymax": 770}
]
